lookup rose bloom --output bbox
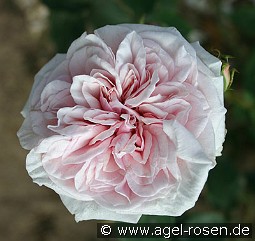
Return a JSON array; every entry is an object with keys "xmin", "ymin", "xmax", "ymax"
[{"xmin": 18, "ymin": 24, "xmax": 226, "ymax": 223}]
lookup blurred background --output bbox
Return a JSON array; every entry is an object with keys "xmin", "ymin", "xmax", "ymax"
[{"xmin": 0, "ymin": 0, "xmax": 254, "ymax": 240}]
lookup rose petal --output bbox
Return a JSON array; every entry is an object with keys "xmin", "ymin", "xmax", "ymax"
[
  {"xmin": 116, "ymin": 31, "xmax": 146, "ymax": 83},
  {"xmin": 125, "ymin": 71, "xmax": 160, "ymax": 107},
  {"xmin": 60, "ymin": 195, "xmax": 141, "ymax": 223},
  {"xmin": 26, "ymin": 148, "xmax": 74, "ymax": 197},
  {"xmin": 17, "ymin": 116, "xmax": 42, "ymax": 150}
]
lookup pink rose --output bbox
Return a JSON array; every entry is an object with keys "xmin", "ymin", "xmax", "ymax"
[{"xmin": 18, "ymin": 24, "xmax": 226, "ymax": 223}]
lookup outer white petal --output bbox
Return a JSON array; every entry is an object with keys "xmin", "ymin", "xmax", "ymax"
[
  {"xmin": 17, "ymin": 116, "xmax": 41, "ymax": 150},
  {"xmin": 157, "ymin": 161, "xmax": 212, "ymax": 216},
  {"xmin": 60, "ymin": 195, "xmax": 141, "ymax": 223},
  {"xmin": 18, "ymin": 54, "xmax": 67, "ymax": 150},
  {"xmin": 191, "ymin": 41, "xmax": 224, "ymax": 103},
  {"xmin": 160, "ymin": 120, "xmax": 214, "ymax": 215},
  {"xmin": 192, "ymin": 42, "xmax": 226, "ymax": 155},
  {"xmin": 163, "ymin": 120, "xmax": 215, "ymax": 165},
  {"xmin": 209, "ymin": 108, "xmax": 226, "ymax": 156},
  {"xmin": 192, "ymin": 41, "xmax": 222, "ymax": 76},
  {"xmin": 66, "ymin": 32, "xmax": 87, "ymax": 58},
  {"xmin": 197, "ymin": 75, "xmax": 226, "ymax": 156},
  {"xmin": 26, "ymin": 148, "xmax": 70, "ymax": 197},
  {"xmin": 95, "ymin": 25, "xmax": 133, "ymax": 54},
  {"xmin": 128, "ymin": 24, "xmax": 197, "ymax": 59},
  {"xmin": 21, "ymin": 54, "xmax": 66, "ymax": 118},
  {"xmin": 95, "ymin": 24, "xmax": 195, "ymax": 57}
]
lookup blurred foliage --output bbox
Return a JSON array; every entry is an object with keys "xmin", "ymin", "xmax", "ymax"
[{"xmin": 39, "ymin": 0, "xmax": 255, "ymax": 240}]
